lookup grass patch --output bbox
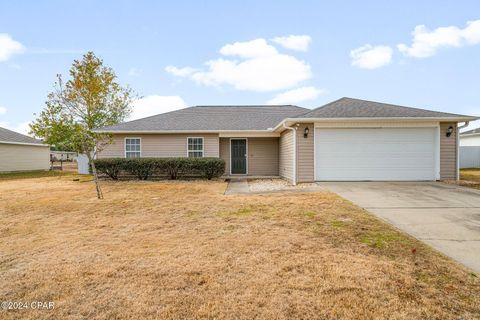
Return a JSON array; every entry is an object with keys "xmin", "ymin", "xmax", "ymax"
[
  {"xmin": 360, "ymin": 231, "xmax": 406, "ymax": 249},
  {"xmin": 458, "ymin": 169, "xmax": 480, "ymax": 190},
  {"xmin": 460, "ymin": 168, "xmax": 480, "ymax": 182},
  {"xmin": 0, "ymin": 178, "xmax": 479, "ymax": 319},
  {"xmin": 331, "ymin": 219, "xmax": 350, "ymax": 229},
  {"xmin": 304, "ymin": 211, "xmax": 316, "ymax": 218},
  {"xmin": 0, "ymin": 170, "xmax": 74, "ymax": 181}
]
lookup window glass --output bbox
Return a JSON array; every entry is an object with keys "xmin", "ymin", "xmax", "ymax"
[
  {"xmin": 125, "ymin": 138, "xmax": 141, "ymax": 158},
  {"xmin": 188, "ymin": 138, "xmax": 203, "ymax": 157}
]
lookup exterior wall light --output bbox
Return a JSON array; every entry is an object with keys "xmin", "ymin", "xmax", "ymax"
[
  {"xmin": 304, "ymin": 126, "xmax": 309, "ymax": 138},
  {"xmin": 446, "ymin": 126, "xmax": 454, "ymax": 137}
]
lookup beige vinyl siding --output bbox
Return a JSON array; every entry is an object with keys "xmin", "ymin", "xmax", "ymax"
[
  {"xmin": 248, "ymin": 138, "xmax": 279, "ymax": 176},
  {"xmin": 296, "ymin": 123, "xmax": 314, "ymax": 183},
  {"xmin": 219, "ymin": 138, "xmax": 279, "ymax": 176},
  {"xmin": 98, "ymin": 134, "xmax": 219, "ymax": 158},
  {"xmin": 279, "ymin": 130, "xmax": 294, "ymax": 181},
  {"xmin": 440, "ymin": 122, "xmax": 458, "ymax": 180},
  {"xmin": 0, "ymin": 143, "xmax": 50, "ymax": 172},
  {"xmin": 219, "ymin": 138, "xmax": 230, "ymax": 175}
]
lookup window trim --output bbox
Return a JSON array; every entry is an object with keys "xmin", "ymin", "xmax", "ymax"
[
  {"xmin": 187, "ymin": 137, "xmax": 204, "ymax": 158},
  {"xmin": 124, "ymin": 137, "xmax": 142, "ymax": 158}
]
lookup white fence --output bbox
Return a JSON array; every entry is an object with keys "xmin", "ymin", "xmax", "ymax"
[
  {"xmin": 77, "ymin": 154, "xmax": 90, "ymax": 174},
  {"xmin": 460, "ymin": 146, "xmax": 480, "ymax": 168}
]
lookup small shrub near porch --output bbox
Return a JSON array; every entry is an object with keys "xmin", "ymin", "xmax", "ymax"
[{"xmin": 94, "ymin": 157, "xmax": 225, "ymax": 180}]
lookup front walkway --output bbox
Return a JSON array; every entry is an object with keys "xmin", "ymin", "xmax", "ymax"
[{"xmin": 224, "ymin": 179, "xmax": 250, "ymax": 195}]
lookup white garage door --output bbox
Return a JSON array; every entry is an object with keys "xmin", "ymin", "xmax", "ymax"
[{"xmin": 315, "ymin": 127, "xmax": 438, "ymax": 181}]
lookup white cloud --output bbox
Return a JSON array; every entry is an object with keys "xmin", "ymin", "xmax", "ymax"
[
  {"xmin": 267, "ymin": 86, "xmax": 325, "ymax": 105},
  {"xmin": 271, "ymin": 35, "xmax": 312, "ymax": 51},
  {"xmin": 165, "ymin": 66, "xmax": 197, "ymax": 77},
  {"xmin": 350, "ymin": 44, "xmax": 393, "ymax": 69},
  {"xmin": 398, "ymin": 20, "xmax": 480, "ymax": 58},
  {"xmin": 220, "ymin": 38, "xmax": 278, "ymax": 58},
  {"xmin": 129, "ymin": 95, "xmax": 188, "ymax": 120},
  {"xmin": 463, "ymin": 20, "xmax": 480, "ymax": 44},
  {"xmin": 0, "ymin": 106, "xmax": 6, "ymax": 115},
  {"xmin": 166, "ymin": 38, "xmax": 312, "ymax": 92},
  {"xmin": 128, "ymin": 68, "xmax": 142, "ymax": 77},
  {"xmin": 0, "ymin": 33, "xmax": 25, "ymax": 62}
]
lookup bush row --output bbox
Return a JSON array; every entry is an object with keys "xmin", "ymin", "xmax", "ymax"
[{"xmin": 93, "ymin": 157, "xmax": 225, "ymax": 180}]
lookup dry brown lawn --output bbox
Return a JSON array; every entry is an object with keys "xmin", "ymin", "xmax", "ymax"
[
  {"xmin": 0, "ymin": 176, "xmax": 479, "ymax": 319},
  {"xmin": 460, "ymin": 169, "xmax": 480, "ymax": 189}
]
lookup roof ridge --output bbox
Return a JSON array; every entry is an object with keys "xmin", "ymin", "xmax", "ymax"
[
  {"xmin": 295, "ymin": 97, "xmax": 347, "ymax": 117},
  {"xmin": 340, "ymin": 97, "xmax": 470, "ymax": 117},
  {"xmin": 300, "ymin": 97, "xmax": 471, "ymax": 118},
  {"xmin": 193, "ymin": 105, "xmax": 303, "ymax": 108}
]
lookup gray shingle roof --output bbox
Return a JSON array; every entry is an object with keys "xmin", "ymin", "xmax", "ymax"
[
  {"xmin": 0, "ymin": 126, "xmax": 45, "ymax": 145},
  {"xmin": 461, "ymin": 128, "xmax": 480, "ymax": 135},
  {"xmin": 95, "ymin": 98, "xmax": 477, "ymax": 132},
  {"xmin": 97, "ymin": 105, "xmax": 309, "ymax": 132},
  {"xmin": 297, "ymin": 97, "xmax": 474, "ymax": 119}
]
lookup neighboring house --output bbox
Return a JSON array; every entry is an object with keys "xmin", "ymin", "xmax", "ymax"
[
  {"xmin": 94, "ymin": 97, "xmax": 478, "ymax": 183},
  {"xmin": 0, "ymin": 126, "xmax": 50, "ymax": 172},
  {"xmin": 460, "ymin": 128, "xmax": 480, "ymax": 146},
  {"xmin": 459, "ymin": 128, "xmax": 480, "ymax": 168}
]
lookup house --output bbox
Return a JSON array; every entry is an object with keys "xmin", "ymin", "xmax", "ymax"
[
  {"xmin": 94, "ymin": 97, "xmax": 478, "ymax": 183},
  {"xmin": 0, "ymin": 126, "xmax": 50, "ymax": 172},
  {"xmin": 459, "ymin": 128, "xmax": 480, "ymax": 168},
  {"xmin": 460, "ymin": 128, "xmax": 480, "ymax": 146}
]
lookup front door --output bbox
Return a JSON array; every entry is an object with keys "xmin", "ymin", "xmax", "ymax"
[{"xmin": 231, "ymin": 139, "xmax": 247, "ymax": 174}]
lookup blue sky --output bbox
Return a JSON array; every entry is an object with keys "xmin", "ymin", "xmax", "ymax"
[{"xmin": 1, "ymin": 0, "xmax": 480, "ymax": 134}]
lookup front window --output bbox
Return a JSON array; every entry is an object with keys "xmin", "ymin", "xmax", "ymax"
[
  {"xmin": 125, "ymin": 138, "xmax": 141, "ymax": 158},
  {"xmin": 187, "ymin": 137, "xmax": 204, "ymax": 158}
]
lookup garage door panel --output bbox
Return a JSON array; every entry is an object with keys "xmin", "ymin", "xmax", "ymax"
[
  {"xmin": 316, "ymin": 169, "xmax": 435, "ymax": 181},
  {"xmin": 320, "ymin": 144, "xmax": 434, "ymax": 153},
  {"xmin": 315, "ymin": 128, "xmax": 437, "ymax": 181},
  {"xmin": 317, "ymin": 156, "xmax": 434, "ymax": 167}
]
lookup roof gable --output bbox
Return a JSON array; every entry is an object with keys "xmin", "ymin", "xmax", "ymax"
[{"xmin": 0, "ymin": 127, "xmax": 45, "ymax": 145}]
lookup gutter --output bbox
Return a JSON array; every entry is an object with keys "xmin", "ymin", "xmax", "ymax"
[
  {"xmin": 95, "ymin": 117, "xmax": 480, "ymax": 134},
  {"xmin": 272, "ymin": 116, "xmax": 480, "ymax": 132},
  {"xmin": 282, "ymin": 122, "xmax": 297, "ymax": 185},
  {"xmin": 92, "ymin": 129, "xmax": 276, "ymax": 134}
]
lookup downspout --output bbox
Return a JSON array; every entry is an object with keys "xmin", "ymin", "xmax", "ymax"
[
  {"xmin": 283, "ymin": 122, "xmax": 297, "ymax": 185},
  {"xmin": 457, "ymin": 121, "xmax": 470, "ymax": 180}
]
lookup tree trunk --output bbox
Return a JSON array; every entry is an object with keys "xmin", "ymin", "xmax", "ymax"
[{"xmin": 87, "ymin": 154, "xmax": 103, "ymax": 199}]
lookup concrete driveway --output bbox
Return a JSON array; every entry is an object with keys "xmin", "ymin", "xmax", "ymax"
[{"xmin": 319, "ymin": 182, "xmax": 480, "ymax": 272}]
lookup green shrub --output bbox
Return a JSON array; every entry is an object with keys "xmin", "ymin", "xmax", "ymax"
[
  {"xmin": 164, "ymin": 158, "xmax": 189, "ymax": 180},
  {"xmin": 93, "ymin": 157, "xmax": 225, "ymax": 181},
  {"xmin": 122, "ymin": 158, "xmax": 159, "ymax": 180},
  {"xmin": 190, "ymin": 157, "xmax": 225, "ymax": 180},
  {"xmin": 94, "ymin": 158, "xmax": 124, "ymax": 180}
]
